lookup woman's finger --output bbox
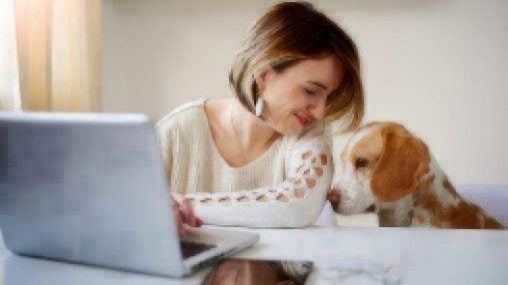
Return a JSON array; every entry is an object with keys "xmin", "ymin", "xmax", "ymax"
[
  {"xmin": 176, "ymin": 209, "xmax": 187, "ymax": 236},
  {"xmin": 182, "ymin": 199, "xmax": 200, "ymax": 227},
  {"xmin": 171, "ymin": 196, "xmax": 188, "ymax": 236}
]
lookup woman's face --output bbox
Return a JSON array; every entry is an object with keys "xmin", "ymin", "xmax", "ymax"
[{"xmin": 257, "ymin": 55, "xmax": 344, "ymax": 136}]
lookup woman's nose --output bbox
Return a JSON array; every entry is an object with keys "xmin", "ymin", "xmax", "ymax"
[{"xmin": 309, "ymin": 96, "xmax": 327, "ymax": 120}]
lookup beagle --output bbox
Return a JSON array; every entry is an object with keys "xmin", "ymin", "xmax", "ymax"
[{"xmin": 330, "ymin": 122, "xmax": 504, "ymax": 229}]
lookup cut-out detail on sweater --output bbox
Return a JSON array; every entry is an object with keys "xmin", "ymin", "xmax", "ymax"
[
  {"xmin": 186, "ymin": 148, "xmax": 329, "ymax": 207},
  {"xmin": 218, "ymin": 197, "xmax": 231, "ymax": 204},
  {"xmin": 320, "ymin": 154, "xmax": 328, "ymax": 165},
  {"xmin": 237, "ymin": 195, "xmax": 250, "ymax": 202},
  {"xmin": 306, "ymin": 178, "xmax": 316, "ymax": 188},
  {"xmin": 295, "ymin": 188, "xmax": 305, "ymax": 198},
  {"xmin": 257, "ymin": 195, "xmax": 269, "ymax": 202},
  {"xmin": 277, "ymin": 193, "xmax": 289, "ymax": 202},
  {"xmin": 302, "ymin": 151, "xmax": 313, "ymax": 160},
  {"xmin": 200, "ymin": 198, "xmax": 213, "ymax": 204}
]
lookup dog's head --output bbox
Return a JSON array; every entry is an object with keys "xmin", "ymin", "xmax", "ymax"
[{"xmin": 331, "ymin": 122, "xmax": 431, "ymax": 215}]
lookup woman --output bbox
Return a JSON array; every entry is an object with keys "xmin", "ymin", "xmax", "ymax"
[{"xmin": 156, "ymin": 2, "xmax": 364, "ymax": 235}]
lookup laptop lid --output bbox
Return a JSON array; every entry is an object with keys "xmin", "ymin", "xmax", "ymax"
[{"xmin": 0, "ymin": 112, "xmax": 188, "ymax": 276}]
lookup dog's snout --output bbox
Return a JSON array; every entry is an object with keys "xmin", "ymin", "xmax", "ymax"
[
  {"xmin": 328, "ymin": 188, "xmax": 341, "ymax": 212},
  {"xmin": 365, "ymin": 204, "xmax": 377, "ymax": 213},
  {"xmin": 328, "ymin": 188, "xmax": 341, "ymax": 202}
]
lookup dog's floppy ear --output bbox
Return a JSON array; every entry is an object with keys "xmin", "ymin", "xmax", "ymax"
[{"xmin": 371, "ymin": 126, "xmax": 430, "ymax": 203}]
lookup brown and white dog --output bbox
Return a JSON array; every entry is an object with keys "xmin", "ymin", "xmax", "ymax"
[{"xmin": 330, "ymin": 122, "xmax": 504, "ymax": 229}]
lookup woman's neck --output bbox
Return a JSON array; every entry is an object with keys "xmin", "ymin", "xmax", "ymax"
[{"xmin": 230, "ymin": 98, "xmax": 279, "ymax": 155}]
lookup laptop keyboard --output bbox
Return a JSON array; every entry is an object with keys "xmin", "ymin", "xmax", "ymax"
[{"xmin": 180, "ymin": 240, "xmax": 216, "ymax": 259}]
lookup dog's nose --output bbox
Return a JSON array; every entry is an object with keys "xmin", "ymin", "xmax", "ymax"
[
  {"xmin": 365, "ymin": 204, "xmax": 377, "ymax": 213},
  {"xmin": 328, "ymin": 188, "xmax": 341, "ymax": 211},
  {"xmin": 328, "ymin": 188, "xmax": 340, "ymax": 203}
]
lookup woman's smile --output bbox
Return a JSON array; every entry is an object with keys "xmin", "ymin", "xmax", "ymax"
[{"xmin": 294, "ymin": 113, "xmax": 310, "ymax": 127}]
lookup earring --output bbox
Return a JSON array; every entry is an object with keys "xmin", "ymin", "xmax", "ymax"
[{"xmin": 255, "ymin": 97, "xmax": 265, "ymax": 117}]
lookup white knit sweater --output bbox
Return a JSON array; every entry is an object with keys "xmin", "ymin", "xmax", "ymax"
[{"xmin": 155, "ymin": 99, "xmax": 333, "ymax": 227}]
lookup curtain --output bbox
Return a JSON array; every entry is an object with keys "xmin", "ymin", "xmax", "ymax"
[
  {"xmin": 0, "ymin": 0, "xmax": 21, "ymax": 111},
  {"xmin": 12, "ymin": 0, "xmax": 101, "ymax": 112}
]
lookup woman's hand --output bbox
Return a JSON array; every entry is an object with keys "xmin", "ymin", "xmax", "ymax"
[{"xmin": 171, "ymin": 194, "xmax": 203, "ymax": 236}]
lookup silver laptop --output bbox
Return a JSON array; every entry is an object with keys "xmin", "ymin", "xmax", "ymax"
[{"xmin": 0, "ymin": 111, "xmax": 259, "ymax": 277}]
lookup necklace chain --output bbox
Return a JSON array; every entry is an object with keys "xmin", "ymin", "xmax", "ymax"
[{"xmin": 230, "ymin": 101, "xmax": 248, "ymax": 163}]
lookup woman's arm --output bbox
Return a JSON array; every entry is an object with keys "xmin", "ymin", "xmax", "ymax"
[
  {"xmin": 183, "ymin": 132, "xmax": 333, "ymax": 228},
  {"xmin": 156, "ymin": 118, "xmax": 202, "ymax": 235}
]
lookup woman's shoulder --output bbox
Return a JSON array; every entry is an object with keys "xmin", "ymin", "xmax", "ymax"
[
  {"xmin": 156, "ymin": 99, "xmax": 206, "ymax": 128},
  {"xmin": 157, "ymin": 98, "xmax": 205, "ymax": 125}
]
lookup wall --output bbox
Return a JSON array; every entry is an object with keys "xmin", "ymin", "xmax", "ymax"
[{"xmin": 102, "ymin": 0, "xmax": 508, "ymax": 185}]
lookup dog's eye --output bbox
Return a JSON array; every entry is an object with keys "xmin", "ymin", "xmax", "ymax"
[{"xmin": 355, "ymin": 158, "xmax": 368, "ymax": 169}]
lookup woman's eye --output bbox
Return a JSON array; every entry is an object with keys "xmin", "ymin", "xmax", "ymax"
[
  {"xmin": 355, "ymin": 158, "xmax": 368, "ymax": 169},
  {"xmin": 305, "ymin": 89, "xmax": 317, "ymax": 97}
]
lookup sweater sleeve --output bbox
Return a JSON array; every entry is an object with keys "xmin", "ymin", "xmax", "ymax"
[
  {"xmin": 182, "ymin": 128, "xmax": 333, "ymax": 228},
  {"xmin": 155, "ymin": 120, "xmax": 173, "ymax": 185}
]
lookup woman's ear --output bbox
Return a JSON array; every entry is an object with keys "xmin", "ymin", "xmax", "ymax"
[
  {"xmin": 370, "ymin": 126, "xmax": 431, "ymax": 203},
  {"xmin": 254, "ymin": 66, "xmax": 274, "ymax": 92}
]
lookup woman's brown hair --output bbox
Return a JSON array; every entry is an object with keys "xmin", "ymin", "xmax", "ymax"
[{"xmin": 229, "ymin": 1, "xmax": 364, "ymax": 132}]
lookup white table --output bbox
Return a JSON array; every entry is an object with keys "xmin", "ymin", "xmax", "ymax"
[{"xmin": 1, "ymin": 226, "xmax": 507, "ymax": 285}]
